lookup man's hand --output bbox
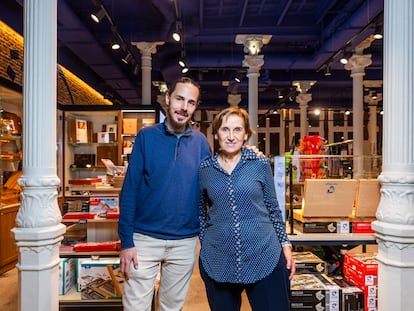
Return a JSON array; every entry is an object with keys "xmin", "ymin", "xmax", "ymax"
[
  {"xmin": 244, "ymin": 144, "xmax": 265, "ymax": 158},
  {"xmin": 283, "ymin": 244, "xmax": 296, "ymax": 280},
  {"xmin": 120, "ymin": 247, "xmax": 138, "ymax": 280}
]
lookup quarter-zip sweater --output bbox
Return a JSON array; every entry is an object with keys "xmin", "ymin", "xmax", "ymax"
[
  {"xmin": 119, "ymin": 121, "xmax": 211, "ymax": 250},
  {"xmin": 199, "ymin": 148, "xmax": 290, "ymax": 284}
]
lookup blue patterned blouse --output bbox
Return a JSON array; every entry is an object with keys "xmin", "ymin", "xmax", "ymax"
[{"xmin": 198, "ymin": 148, "xmax": 290, "ymax": 284}]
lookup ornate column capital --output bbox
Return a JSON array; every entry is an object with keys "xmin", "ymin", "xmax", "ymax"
[
  {"xmin": 344, "ymin": 53, "xmax": 372, "ymax": 76},
  {"xmin": 292, "ymin": 80, "xmax": 316, "ymax": 94},
  {"xmin": 132, "ymin": 41, "xmax": 165, "ymax": 55},
  {"xmin": 296, "ymin": 93, "xmax": 312, "ymax": 106},
  {"xmin": 243, "ymin": 55, "xmax": 264, "ymax": 74},
  {"xmin": 235, "ymin": 34, "xmax": 272, "ymax": 55}
]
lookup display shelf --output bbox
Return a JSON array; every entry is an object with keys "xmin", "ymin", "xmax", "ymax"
[
  {"xmin": 59, "ymin": 287, "xmax": 122, "ymax": 308},
  {"xmin": 288, "ymin": 230, "xmax": 376, "ymax": 246}
]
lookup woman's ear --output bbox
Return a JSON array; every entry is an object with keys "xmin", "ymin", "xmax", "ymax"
[
  {"xmin": 244, "ymin": 134, "xmax": 248, "ymax": 142},
  {"xmin": 214, "ymin": 134, "xmax": 218, "ymax": 140}
]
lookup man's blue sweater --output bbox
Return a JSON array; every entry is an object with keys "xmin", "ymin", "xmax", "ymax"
[{"xmin": 118, "ymin": 121, "xmax": 211, "ymax": 249}]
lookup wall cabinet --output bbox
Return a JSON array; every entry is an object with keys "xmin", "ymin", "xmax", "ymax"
[
  {"xmin": 0, "ymin": 203, "xmax": 19, "ymax": 274},
  {"xmin": 62, "ymin": 109, "xmax": 157, "ymax": 197}
]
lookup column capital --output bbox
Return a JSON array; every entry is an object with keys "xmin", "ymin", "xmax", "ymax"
[
  {"xmin": 344, "ymin": 53, "xmax": 372, "ymax": 75},
  {"xmin": 243, "ymin": 55, "xmax": 264, "ymax": 73},
  {"xmin": 364, "ymin": 93, "xmax": 382, "ymax": 105},
  {"xmin": 235, "ymin": 34, "xmax": 272, "ymax": 55},
  {"xmin": 296, "ymin": 93, "xmax": 312, "ymax": 105},
  {"xmin": 132, "ymin": 41, "xmax": 165, "ymax": 55},
  {"xmin": 227, "ymin": 93, "xmax": 242, "ymax": 107},
  {"xmin": 292, "ymin": 80, "xmax": 316, "ymax": 94}
]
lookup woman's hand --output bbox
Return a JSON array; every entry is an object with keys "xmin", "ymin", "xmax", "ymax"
[{"xmin": 283, "ymin": 244, "xmax": 296, "ymax": 280}]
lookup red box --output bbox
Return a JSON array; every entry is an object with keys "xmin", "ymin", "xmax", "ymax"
[
  {"xmin": 68, "ymin": 178, "xmax": 101, "ymax": 185},
  {"xmin": 63, "ymin": 212, "xmax": 96, "ymax": 220},
  {"xmin": 73, "ymin": 241, "xmax": 119, "ymax": 252},
  {"xmin": 351, "ymin": 221, "xmax": 375, "ymax": 233},
  {"xmin": 343, "ymin": 253, "xmax": 378, "ymax": 275},
  {"xmin": 343, "ymin": 263, "xmax": 377, "ymax": 287}
]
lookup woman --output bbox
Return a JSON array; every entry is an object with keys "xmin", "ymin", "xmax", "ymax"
[{"xmin": 198, "ymin": 107, "xmax": 295, "ymax": 311}]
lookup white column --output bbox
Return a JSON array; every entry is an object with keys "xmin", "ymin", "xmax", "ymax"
[
  {"xmin": 235, "ymin": 35, "xmax": 271, "ymax": 146},
  {"xmin": 344, "ymin": 52, "xmax": 372, "ymax": 178},
  {"xmin": 227, "ymin": 93, "xmax": 241, "ymax": 107},
  {"xmin": 296, "ymin": 93, "xmax": 312, "ymax": 138},
  {"xmin": 365, "ymin": 95, "xmax": 381, "ymax": 155},
  {"xmin": 372, "ymin": 0, "xmax": 414, "ymax": 310},
  {"xmin": 132, "ymin": 42, "xmax": 164, "ymax": 105},
  {"xmin": 364, "ymin": 80, "xmax": 383, "ymax": 155},
  {"xmin": 243, "ymin": 55, "xmax": 263, "ymax": 146},
  {"xmin": 12, "ymin": 1, "xmax": 66, "ymax": 311}
]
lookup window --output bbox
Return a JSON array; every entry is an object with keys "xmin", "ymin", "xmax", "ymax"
[
  {"xmin": 333, "ymin": 112, "xmax": 344, "ymax": 126},
  {"xmin": 269, "ymin": 113, "xmax": 280, "ymax": 127},
  {"xmin": 308, "ymin": 113, "xmax": 319, "ymax": 127}
]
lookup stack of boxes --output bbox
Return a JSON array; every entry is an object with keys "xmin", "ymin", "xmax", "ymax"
[
  {"xmin": 291, "ymin": 251, "xmax": 341, "ymax": 310},
  {"xmin": 343, "ymin": 253, "xmax": 378, "ymax": 311},
  {"xmin": 291, "ymin": 251, "xmax": 372, "ymax": 311},
  {"xmin": 293, "ymin": 179, "xmax": 380, "ymax": 234}
]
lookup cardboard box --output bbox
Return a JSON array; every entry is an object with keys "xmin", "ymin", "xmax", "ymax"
[
  {"xmin": 343, "ymin": 263, "xmax": 378, "ymax": 287},
  {"xmin": 97, "ymin": 145, "xmax": 118, "ymax": 167},
  {"xmin": 351, "ymin": 221, "xmax": 375, "ymax": 233},
  {"xmin": 290, "ymin": 274, "xmax": 341, "ymax": 311},
  {"xmin": 343, "ymin": 253, "xmax": 378, "ymax": 275},
  {"xmin": 77, "ymin": 257, "xmax": 124, "ymax": 299},
  {"xmin": 123, "ymin": 118, "xmax": 137, "ymax": 135},
  {"xmin": 302, "ymin": 179, "xmax": 357, "ymax": 217},
  {"xmin": 332, "ymin": 277, "xmax": 364, "ymax": 311},
  {"xmin": 293, "ymin": 251, "xmax": 328, "ymax": 274},
  {"xmin": 354, "ymin": 179, "xmax": 380, "ymax": 217},
  {"xmin": 293, "ymin": 209, "xmax": 350, "ymax": 233},
  {"xmin": 59, "ymin": 258, "xmax": 77, "ymax": 295},
  {"xmin": 89, "ymin": 195, "xmax": 119, "ymax": 215}
]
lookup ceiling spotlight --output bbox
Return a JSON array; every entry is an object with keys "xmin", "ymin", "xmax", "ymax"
[
  {"xmin": 374, "ymin": 23, "xmax": 383, "ymax": 40},
  {"xmin": 178, "ymin": 58, "xmax": 186, "ymax": 68},
  {"xmin": 122, "ymin": 53, "xmax": 133, "ymax": 64},
  {"xmin": 181, "ymin": 67, "xmax": 189, "ymax": 74},
  {"xmin": 111, "ymin": 40, "xmax": 121, "ymax": 50},
  {"xmin": 172, "ymin": 21, "xmax": 182, "ymax": 42},
  {"xmin": 314, "ymin": 108, "xmax": 321, "ymax": 116},
  {"xmin": 340, "ymin": 49, "xmax": 352, "ymax": 65},
  {"xmin": 90, "ymin": 8, "xmax": 105, "ymax": 23},
  {"xmin": 234, "ymin": 72, "xmax": 243, "ymax": 83},
  {"xmin": 172, "ymin": 31, "xmax": 181, "ymax": 42},
  {"xmin": 345, "ymin": 110, "xmax": 351, "ymax": 116},
  {"xmin": 371, "ymin": 91, "xmax": 378, "ymax": 100},
  {"xmin": 324, "ymin": 65, "xmax": 332, "ymax": 76}
]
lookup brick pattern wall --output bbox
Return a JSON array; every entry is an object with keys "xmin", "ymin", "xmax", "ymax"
[{"xmin": 0, "ymin": 20, "xmax": 112, "ymax": 106}]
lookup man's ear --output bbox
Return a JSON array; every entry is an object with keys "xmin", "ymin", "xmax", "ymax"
[{"xmin": 165, "ymin": 93, "xmax": 170, "ymax": 106}]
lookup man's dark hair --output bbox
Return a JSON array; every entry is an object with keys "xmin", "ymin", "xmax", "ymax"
[{"xmin": 168, "ymin": 77, "xmax": 201, "ymax": 103}]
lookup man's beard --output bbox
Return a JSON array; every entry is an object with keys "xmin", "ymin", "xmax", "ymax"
[{"xmin": 168, "ymin": 109, "xmax": 189, "ymax": 132}]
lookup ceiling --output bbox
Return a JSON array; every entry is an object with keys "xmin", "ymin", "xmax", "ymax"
[{"xmin": 0, "ymin": 0, "xmax": 384, "ymax": 112}]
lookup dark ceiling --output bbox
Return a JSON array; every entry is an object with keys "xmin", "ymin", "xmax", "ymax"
[{"xmin": 1, "ymin": 0, "xmax": 384, "ymax": 111}]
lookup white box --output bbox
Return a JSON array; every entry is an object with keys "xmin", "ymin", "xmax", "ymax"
[
  {"xmin": 97, "ymin": 132, "xmax": 110, "ymax": 143},
  {"xmin": 59, "ymin": 258, "xmax": 77, "ymax": 295},
  {"xmin": 77, "ymin": 257, "xmax": 124, "ymax": 299}
]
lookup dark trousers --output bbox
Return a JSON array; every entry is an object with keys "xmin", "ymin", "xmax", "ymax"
[{"xmin": 200, "ymin": 254, "xmax": 290, "ymax": 311}]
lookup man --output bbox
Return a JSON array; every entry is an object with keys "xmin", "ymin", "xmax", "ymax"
[{"xmin": 118, "ymin": 77, "xmax": 212, "ymax": 311}]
